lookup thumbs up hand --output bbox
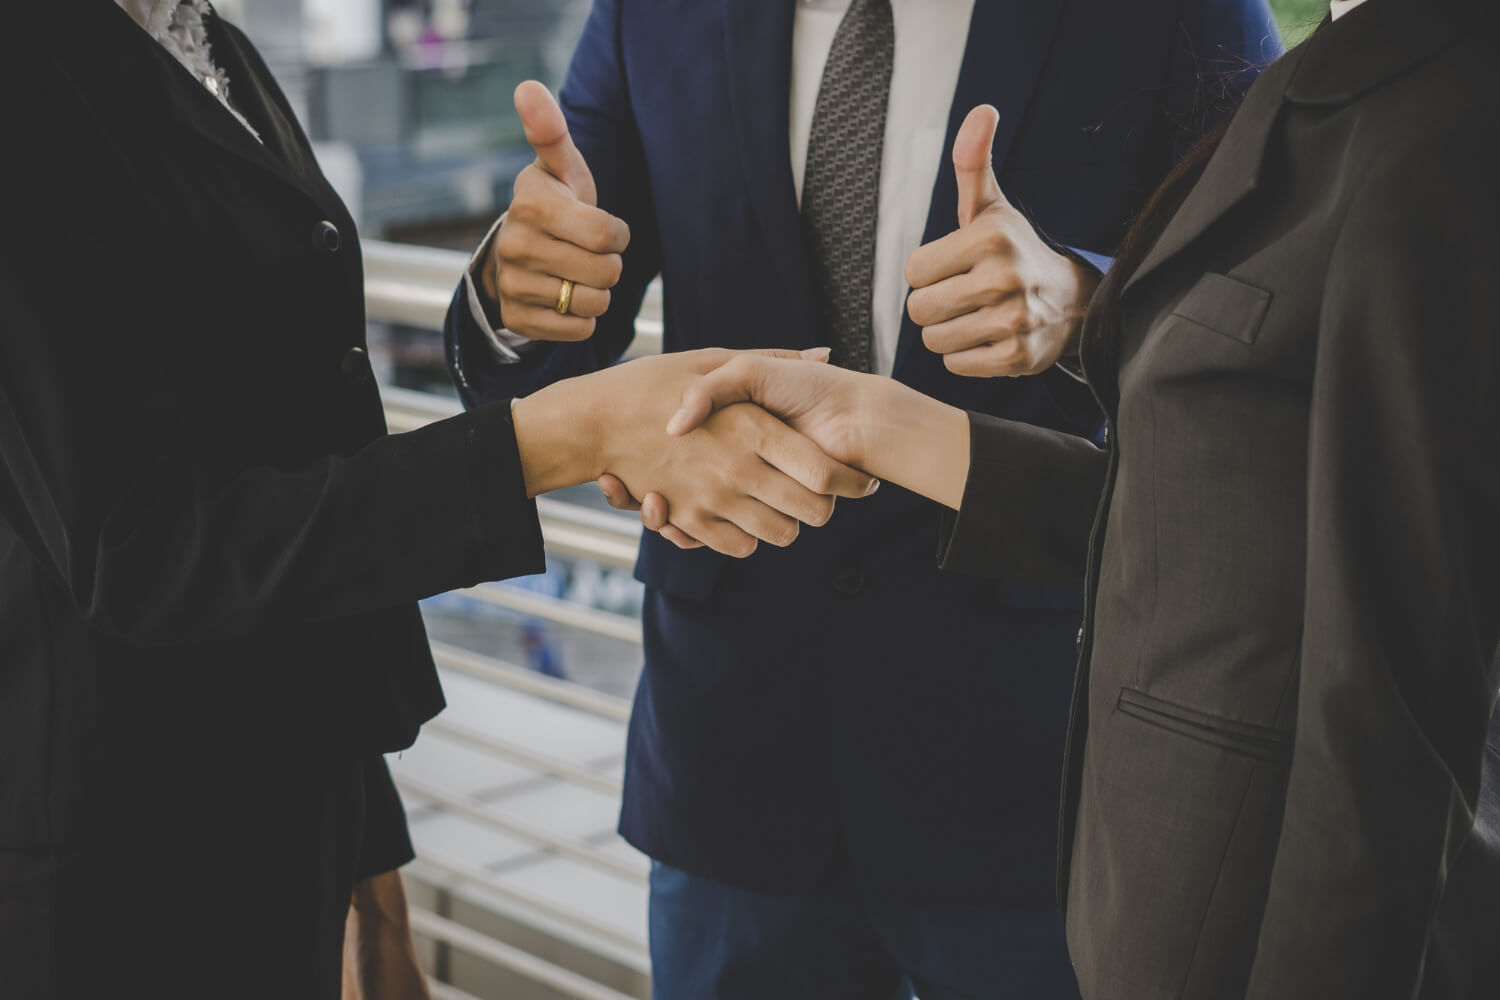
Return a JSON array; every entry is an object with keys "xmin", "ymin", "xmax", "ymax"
[
  {"xmin": 478, "ymin": 81, "xmax": 631, "ymax": 341},
  {"xmin": 904, "ymin": 105, "xmax": 1099, "ymax": 378}
]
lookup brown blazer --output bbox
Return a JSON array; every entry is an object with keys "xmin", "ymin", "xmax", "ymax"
[{"xmin": 939, "ymin": 1, "xmax": 1500, "ymax": 996}]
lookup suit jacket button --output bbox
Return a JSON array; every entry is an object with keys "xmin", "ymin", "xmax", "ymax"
[
  {"xmin": 1076, "ymin": 625, "xmax": 1085, "ymax": 651},
  {"xmin": 315, "ymin": 220, "xmax": 342, "ymax": 253},
  {"xmin": 340, "ymin": 346, "xmax": 371, "ymax": 384},
  {"xmin": 832, "ymin": 568, "xmax": 867, "ymax": 597}
]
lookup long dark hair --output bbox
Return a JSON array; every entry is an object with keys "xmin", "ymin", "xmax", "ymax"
[{"xmin": 1085, "ymin": 117, "xmax": 1232, "ymax": 370}]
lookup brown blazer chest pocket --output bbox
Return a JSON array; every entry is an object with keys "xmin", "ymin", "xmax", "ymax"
[
  {"xmin": 1168, "ymin": 273, "xmax": 1272, "ymax": 344},
  {"xmin": 1116, "ymin": 687, "xmax": 1290, "ymax": 763}
]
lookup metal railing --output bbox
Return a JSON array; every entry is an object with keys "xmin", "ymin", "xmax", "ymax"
[
  {"xmin": 411, "ymin": 907, "xmax": 639, "ymax": 1000},
  {"xmin": 430, "ymin": 641, "xmax": 633, "ymax": 723},
  {"xmin": 366, "ymin": 238, "xmax": 652, "ymax": 997}
]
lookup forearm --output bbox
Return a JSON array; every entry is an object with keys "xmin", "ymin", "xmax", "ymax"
[
  {"xmin": 343, "ymin": 870, "xmax": 430, "ymax": 1000},
  {"xmin": 848, "ymin": 376, "xmax": 971, "ymax": 510}
]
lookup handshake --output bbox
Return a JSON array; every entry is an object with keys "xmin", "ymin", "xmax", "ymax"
[
  {"xmin": 492, "ymin": 82, "xmax": 1095, "ymax": 555},
  {"xmin": 511, "ymin": 344, "xmax": 881, "ymax": 558}
]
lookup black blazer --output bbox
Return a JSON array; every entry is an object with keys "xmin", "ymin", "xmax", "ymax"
[
  {"xmin": 939, "ymin": 0, "xmax": 1500, "ymax": 996},
  {"xmin": 0, "ymin": 2, "xmax": 544, "ymax": 849}
]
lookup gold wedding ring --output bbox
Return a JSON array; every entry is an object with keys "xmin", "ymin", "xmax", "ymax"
[{"xmin": 555, "ymin": 278, "xmax": 576, "ymax": 316}]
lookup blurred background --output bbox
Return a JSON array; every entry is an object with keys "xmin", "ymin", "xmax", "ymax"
[{"xmin": 205, "ymin": 3, "xmax": 1324, "ymax": 996}]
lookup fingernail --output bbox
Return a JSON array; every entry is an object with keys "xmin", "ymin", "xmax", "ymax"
[
  {"xmin": 666, "ymin": 410, "xmax": 688, "ymax": 435},
  {"xmin": 864, "ymin": 479, "xmax": 881, "ymax": 496},
  {"xmin": 800, "ymin": 347, "xmax": 832, "ymax": 361}
]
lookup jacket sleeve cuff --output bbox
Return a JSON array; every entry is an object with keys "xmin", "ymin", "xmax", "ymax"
[
  {"xmin": 937, "ymin": 411, "xmax": 1106, "ymax": 586},
  {"xmin": 355, "ymin": 755, "xmax": 417, "ymax": 880},
  {"xmin": 461, "ymin": 400, "xmax": 547, "ymax": 581}
]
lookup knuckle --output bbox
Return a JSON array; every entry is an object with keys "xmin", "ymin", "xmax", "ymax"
[
  {"xmin": 944, "ymin": 353, "xmax": 974, "ymax": 376},
  {"xmin": 983, "ymin": 225, "xmax": 1015, "ymax": 256},
  {"xmin": 494, "ymin": 228, "xmax": 522, "ymax": 261},
  {"xmin": 496, "ymin": 267, "xmax": 525, "ymax": 299},
  {"xmin": 589, "ymin": 218, "xmax": 619, "ymax": 251},
  {"xmin": 602, "ymin": 253, "xmax": 625, "ymax": 287},
  {"xmin": 723, "ymin": 533, "xmax": 756, "ymax": 558},
  {"xmin": 508, "ymin": 196, "xmax": 540, "ymax": 227},
  {"xmin": 907, "ymin": 294, "xmax": 934, "ymax": 326}
]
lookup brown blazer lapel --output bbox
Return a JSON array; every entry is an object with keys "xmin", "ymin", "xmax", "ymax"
[
  {"xmin": 1121, "ymin": 42, "xmax": 1310, "ymax": 297},
  {"xmin": 1124, "ymin": 0, "xmax": 1471, "ymax": 299}
]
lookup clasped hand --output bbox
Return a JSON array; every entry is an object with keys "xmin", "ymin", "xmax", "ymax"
[
  {"xmin": 515, "ymin": 349, "xmax": 879, "ymax": 559},
  {"xmin": 599, "ymin": 355, "xmax": 903, "ymax": 550}
]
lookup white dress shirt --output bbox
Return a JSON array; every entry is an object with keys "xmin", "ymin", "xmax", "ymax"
[
  {"xmin": 470, "ymin": 0, "xmax": 978, "ymax": 376},
  {"xmin": 1330, "ymin": 0, "xmax": 1370, "ymax": 20},
  {"xmin": 790, "ymin": 0, "xmax": 976, "ymax": 375}
]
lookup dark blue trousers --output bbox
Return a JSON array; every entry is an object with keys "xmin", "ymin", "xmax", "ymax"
[{"xmin": 648, "ymin": 862, "xmax": 1081, "ymax": 1000}]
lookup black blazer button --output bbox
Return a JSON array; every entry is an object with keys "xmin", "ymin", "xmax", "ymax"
[
  {"xmin": 315, "ymin": 220, "xmax": 342, "ymax": 253},
  {"xmin": 832, "ymin": 568, "xmax": 867, "ymax": 598},
  {"xmin": 1076, "ymin": 625, "xmax": 1085, "ymax": 652},
  {"xmin": 340, "ymin": 346, "xmax": 371, "ymax": 384}
]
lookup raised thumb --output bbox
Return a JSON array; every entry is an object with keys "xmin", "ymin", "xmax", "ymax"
[
  {"xmin": 953, "ymin": 105, "xmax": 1007, "ymax": 226},
  {"xmin": 514, "ymin": 80, "xmax": 598, "ymax": 206}
]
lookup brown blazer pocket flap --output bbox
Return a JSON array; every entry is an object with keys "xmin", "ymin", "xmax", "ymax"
[
  {"xmin": 1117, "ymin": 687, "xmax": 1290, "ymax": 763},
  {"xmin": 1169, "ymin": 273, "xmax": 1272, "ymax": 344}
]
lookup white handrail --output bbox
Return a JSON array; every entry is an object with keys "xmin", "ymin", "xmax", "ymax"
[
  {"xmin": 409, "ymin": 853, "xmax": 648, "ymax": 954},
  {"xmin": 423, "ymin": 716, "xmax": 623, "ymax": 796},
  {"xmin": 431, "ymin": 642, "xmax": 634, "ymax": 722},
  {"xmin": 410, "ymin": 907, "xmax": 640, "ymax": 1000},
  {"xmin": 395, "ymin": 774, "xmax": 649, "ymax": 884}
]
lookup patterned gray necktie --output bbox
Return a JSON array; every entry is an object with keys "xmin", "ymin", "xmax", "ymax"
[{"xmin": 801, "ymin": 0, "xmax": 895, "ymax": 374}]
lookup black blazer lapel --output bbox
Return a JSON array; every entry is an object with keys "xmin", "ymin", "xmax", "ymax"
[
  {"xmin": 722, "ymin": 0, "xmax": 816, "ymax": 345},
  {"xmin": 154, "ymin": 28, "xmax": 318, "ymax": 206},
  {"xmin": 203, "ymin": 12, "xmax": 321, "ymax": 184},
  {"xmin": 893, "ymin": 0, "xmax": 1067, "ymax": 374},
  {"xmin": 78, "ymin": 1, "xmax": 324, "ymax": 210}
]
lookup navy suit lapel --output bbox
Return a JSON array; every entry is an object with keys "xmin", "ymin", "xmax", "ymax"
[
  {"xmin": 723, "ymin": 0, "xmax": 817, "ymax": 345},
  {"xmin": 893, "ymin": 0, "xmax": 1068, "ymax": 377}
]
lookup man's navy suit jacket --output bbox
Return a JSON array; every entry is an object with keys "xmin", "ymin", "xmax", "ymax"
[{"xmin": 447, "ymin": 0, "xmax": 1280, "ymax": 904}]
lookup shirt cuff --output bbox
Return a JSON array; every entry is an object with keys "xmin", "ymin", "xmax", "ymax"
[
  {"xmin": 1064, "ymin": 246, "xmax": 1115, "ymax": 276},
  {"xmin": 1050, "ymin": 246, "xmax": 1112, "ymax": 384},
  {"xmin": 463, "ymin": 212, "xmax": 537, "ymax": 364}
]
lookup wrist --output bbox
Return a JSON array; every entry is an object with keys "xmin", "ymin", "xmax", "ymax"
[
  {"xmin": 858, "ymin": 378, "xmax": 970, "ymax": 510},
  {"xmin": 513, "ymin": 378, "xmax": 606, "ymax": 497},
  {"xmin": 840, "ymin": 375, "xmax": 894, "ymax": 470}
]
